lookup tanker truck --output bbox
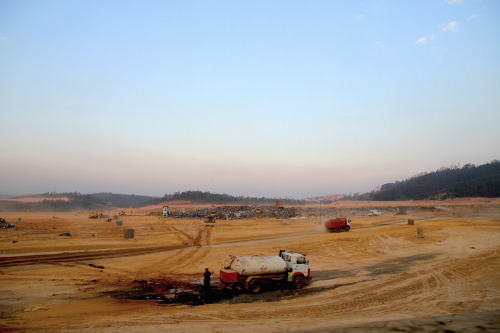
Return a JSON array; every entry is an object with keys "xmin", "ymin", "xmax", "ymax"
[
  {"xmin": 325, "ymin": 217, "xmax": 351, "ymax": 232},
  {"xmin": 219, "ymin": 250, "xmax": 312, "ymax": 293}
]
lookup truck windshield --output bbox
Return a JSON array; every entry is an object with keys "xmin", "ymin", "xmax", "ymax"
[{"xmin": 296, "ymin": 256, "xmax": 306, "ymax": 264}]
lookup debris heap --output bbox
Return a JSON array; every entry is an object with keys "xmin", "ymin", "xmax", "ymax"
[{"xmin": 0, "ymin": 218, "xmax": 16, "ymax": 229}]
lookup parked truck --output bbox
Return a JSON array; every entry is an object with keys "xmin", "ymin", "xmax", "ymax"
[
  {"xmin": 162, "ymin": 206, "xmax": 169, "ymax": 217},
  {"xmin": 325, "ymin": 217, "xmax": 351, "ymax": 232},
  {"xmin": 219, "ymin": 250, "xmax": 312, "ymax": 293},
  {"xmin": 368, "ymin": 210, "xmax": 382, "ymax": 216}
]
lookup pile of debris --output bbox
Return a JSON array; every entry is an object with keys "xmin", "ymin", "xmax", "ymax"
[
  {"xmin": 0, "ymin": 217, "xmax": 16, "ymax": 229},
  {"xmin": 146, "ymin": 205, "xmax": 441, "ymax": 220},
  {"xmin": 171, "ymin": 206, "xmax": 302, "ymax": 220}
]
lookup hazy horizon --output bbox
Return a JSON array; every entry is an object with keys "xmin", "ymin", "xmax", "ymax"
[
  {"xmin": 1, "ymin": 1, "xmax": 499, "ymax": 199},
  {"xmin": 1, "ymin": 159, "xmax": 498, "ymax": 200}
]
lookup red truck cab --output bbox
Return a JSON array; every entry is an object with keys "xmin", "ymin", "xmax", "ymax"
[{"xmin": 325, "ymin": 217, "xmax": 351, "ymax": 232}]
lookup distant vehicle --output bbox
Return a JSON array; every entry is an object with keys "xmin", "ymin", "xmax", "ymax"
[
  {"xmin": 204, "ymin": 216, "xmax": 216, "ymax": 227},
  {"xmin": 325, "ymin": 217, "xmax": 351, "ymax": 232},
  {"xmin": 119, "ymin": 207, "xmax": 133, "ymax": 216},
  {"xmin": 162, "ymin": 206, "xmax": 169, "ymax": 217},
  {"xmin": 88, "ymin": 210, "xmax": 101, "ymax": 219},
  {"xmin": 0, "ymin": 217, "xmax": 16, "ymax": 229},
  {"xmin": 368, "ymin": 210, "xmax": 382, "ymax": 216},
  {"xmin": 219, "ymin": 250, "xmax": 312, "ymax": 293}
]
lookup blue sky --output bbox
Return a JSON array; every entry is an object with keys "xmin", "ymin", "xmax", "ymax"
[{"xmin": 1, "ymin": 0, "xmax": 499, "ymax": 199}]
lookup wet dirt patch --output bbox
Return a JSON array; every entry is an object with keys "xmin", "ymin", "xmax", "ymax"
[
  {"xmin": 313, "ymin": 269, "xmax": 362, "ymax": 281},
  {"xmin": 103, "ymin": 278, "xmax": 238, "ymax": 305},
  {"xmin": 102, "ymin": 278, "xmax": 358, "ymax": 306},
  {"xmin": 222, "ymin": 282, "xmax": 357, "ymax": 304},
  {"xmin": 104, "ymin": 278, "xmax": 201, "ymax": 305},
  {"xmin": 365, "ymin": 254, "xmax": 437, "ymax": 276}
]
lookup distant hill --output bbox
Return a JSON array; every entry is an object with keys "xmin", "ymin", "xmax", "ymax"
[
  {"xmin": 0, "ymin": 192, "xmax": 157, "ymax": 212},
  {"xmin": 91, "ymin": 192, "xmax": 156, "ymax": 208},
  {"xmin": 371, "ymin": 160, "xmax": 500, "ymax": 200},
  {"xmin": 145, "ymin": 190, "xmax": 306, "ymax": 206}
]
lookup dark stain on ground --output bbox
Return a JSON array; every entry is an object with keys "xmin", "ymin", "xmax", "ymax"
[
  {"xmin": 364, "ymin": 254, "xmax": 437, "ymax": 276},
  {"xmin": 102, "ymin": 278, "xmax": 357, "ymax": 306},
  {"xmin": 103, "ymin": 254, "xmax": 436, "ymax": 306},
  {"xmin": 313, "ymin": 269, "xmax": 362, "ymax": 281},
  {"xmin": 222, "ymin": 282, "xmax": 356, "ymax": 304},
  {"xmin": 302, "ymin": 254, "xmax": 437, "ymax": 283}
]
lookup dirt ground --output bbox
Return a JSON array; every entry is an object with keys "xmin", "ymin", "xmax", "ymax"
[{"xmin": 0, "ymin": 199, "xmax": 499, "ymax": 332}]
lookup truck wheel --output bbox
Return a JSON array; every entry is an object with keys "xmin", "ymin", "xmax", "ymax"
[
  {"xmin": 248, "ymin": 279, "xmax": 262, "ymax": 294},
  {"xmin": 346, "ymin": 226, "xmax": 350, "ymax": 231},
  {"xmin": 292, "ymin": 275, "xmax": 305, "ymax": 289}
]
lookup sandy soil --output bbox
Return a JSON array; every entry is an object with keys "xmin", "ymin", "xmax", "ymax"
[{"xmin": 0, "ymin": 200, "xmax": 499, "ymax": 332}]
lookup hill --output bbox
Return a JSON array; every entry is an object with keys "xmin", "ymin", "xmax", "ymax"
[
  {"xmin": 144, "ymin": 190, "xmax": 306, "ymax": 206},
  {"xmin": 91, "ymin": 192, "xmax": 156, "ymax": 208},
  {"xmin": 371, "ymin": 160, "xmax": 500, "ymax": 201},
  {"xmin": 0, "ymin": 192, "xmax": 156, "ymax": 212}
]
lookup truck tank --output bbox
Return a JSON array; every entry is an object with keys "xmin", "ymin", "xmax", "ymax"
[{"xmin": 224, "ymin": 255, "xmax": 286, "ymax": 276}]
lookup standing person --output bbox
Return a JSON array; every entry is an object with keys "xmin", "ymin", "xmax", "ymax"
[{"xmin": 203, "ymin": 268, "xmax": 211, "ymax": 292}]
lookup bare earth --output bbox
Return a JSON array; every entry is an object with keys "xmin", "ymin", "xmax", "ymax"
[{"xmin": 0, "ymin": 199, "xmax": 499, "ymax": 332}]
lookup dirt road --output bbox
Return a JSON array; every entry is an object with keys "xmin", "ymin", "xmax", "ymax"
[{"xmin": 0, "ymin": 202, "xmax": 499, "ymax": 332}]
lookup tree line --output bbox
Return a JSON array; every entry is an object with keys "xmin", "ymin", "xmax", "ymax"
[
  {"xmin": 368, "ymin": 160, "xmax": 500, "ymax": 200},
  {"xmin": 145, "ymin": 190, "xmax": 306, "ymax": 206},
  {"xmin": 0, "ymin": 192, "xmax": 156, "ymax": 212}
]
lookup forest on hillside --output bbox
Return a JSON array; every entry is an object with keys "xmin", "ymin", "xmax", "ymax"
[
  {"xmin": 368, "ymin": 160, "xmax": 500, "ymax": 201},
  {"xmin": 145, "ymin": 191, "xmax": 306, "ymax": 206},
  {"xmin": 0, "ymin": 192, "xmax": 155, "ymax": 212}
]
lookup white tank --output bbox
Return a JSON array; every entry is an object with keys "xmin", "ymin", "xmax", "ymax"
[{"xmin": 225, "ymin": 255, "xmax": 287, "ymax": 276}]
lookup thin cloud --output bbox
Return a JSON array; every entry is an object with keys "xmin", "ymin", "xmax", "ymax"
[
  {"xmin": 414, "ymin": 34, "xmax": 435, "ymax": 45},
  {"xmin": 0, "ymin": 35, "xmax": 12, "ymax": 45},
  {"xmin": 354, "ymin": 13, "xmax": 366, "ymax": 22},
  {"xmin": 375, "ymin": 41, "xmax": 392, "ymax": 54},
  {"xmin": 444, "ymin": 0, "xmax": 463, "ymax": 4},
  {"xmin": 442, "ymin": 21, "xmax": 459, "ymax": 32},
  {"xmin": 415, "ymin": 37, "xmax": 429, "ymax": 45},
  {"xmin": 467, "ymin": 14, "xmax": 478, "ymax": 22}
]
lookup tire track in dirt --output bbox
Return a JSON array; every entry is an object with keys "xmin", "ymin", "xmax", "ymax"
[
  {"xmin": 130, "ymin": 248, "xmax": 191, "ymax": 276},
  {"xmin": 193, "ymin": 227, "xmax": 212, "ymax": 247},
  {"xmin": 422, "ymin": 259, "xmax": 482, "ymax": 313},
  {"xmin": 0, "ymin": 245, "xmax": 184, "ymax": 268},
  {"xmin": 164, "ymin": 225, "xmax": 195, "ymax": 245},
  {"xmin": 157, "ymin": 248, "xmax": 200, "ymax": 272},
  {"xmin": 193, "ymin": 228, "xmax": 204, "ymax": 246},
  {"xmin": 171, "ymin": 248, "xmax": 211, "ymax": 272},
  {"xmin": 227, "ymin": 252, "xmax": 443, "ymax": 319},
  {"xmin": 270, "ymin": 251, "xmax": 494, "ymax": 321},
  {"xmin": 0, "ymin": 226, "xmax": 217, "ymax": 270},
  {"xmin": 205, "ymin": 227, "xmax": 212, "ymax": 245},
  {"xmin": 246, "ymin": 271, "xmax": 429, "ymax": 321},
  {"xmin": 165, "ymin": 228, "xmax": 212, "ymax": 272}
]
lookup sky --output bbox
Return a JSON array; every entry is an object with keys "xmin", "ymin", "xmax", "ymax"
[{"xmin": 1, "ymin": 0, "xmax": 499, "ymax": 199}]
